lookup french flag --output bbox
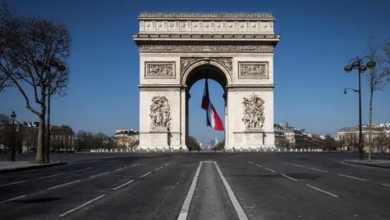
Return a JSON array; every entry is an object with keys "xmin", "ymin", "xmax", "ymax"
[{"xmin": 201, "ymin": 79, "xmax": 224, "ymax": 131}]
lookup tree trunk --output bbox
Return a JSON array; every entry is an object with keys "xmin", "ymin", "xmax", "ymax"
[
  {"xmin": 368, "ymin": 88, "xmax": 374, "ymax": 161},
  {"xmin": 35, "ymin": 111, "xmax": 46, "ymax": 163}
]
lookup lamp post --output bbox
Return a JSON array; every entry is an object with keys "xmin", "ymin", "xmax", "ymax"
[
  {"xmin": 10, "ymin": 111, "xmax": 16, "ymax": 161},
  {"xmin": 344, "ymin": 56, "xmax": 376, "ymax": 160},
  {"xmin": 36, "ymin": 59, "xmax": 66, "ymax": 163}
]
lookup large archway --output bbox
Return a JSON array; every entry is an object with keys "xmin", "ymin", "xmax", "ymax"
[
  {"xmin": 184, "ymin": 63, "xmax": 229, "ymax": 150},
  {"xmin": 133, "ymin": 12, "xmax": 279, "ymax": 151}
]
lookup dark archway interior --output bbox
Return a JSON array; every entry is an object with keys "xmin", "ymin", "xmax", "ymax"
[{"xmin": 185, "ymin": 64, "xmax": 227, "ymax": 90}]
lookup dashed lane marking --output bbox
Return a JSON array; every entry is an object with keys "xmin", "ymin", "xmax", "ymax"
[
  {"xmin": 305, "ymin": 184, "xmax": 339, "ymax": 198},
  {"xmin": 154, "ymin": 167, "xmax": 161, "ymax": 171},
  {"xmin": 47, "ymin": 180, "xmax": 81, "ymax": 190},
  {"xmin": 0, "ymin": 180, "xmax": 27, "ymax": 187},
  {"xmin": 89, "ymin": 171, "xmax": 110, "ymax": 179},
  {"xmin": 139, "ymin": 171, "xmax": 152, "ymax": 178},
  {"xmin": 280, "ymin": 173, "xmax": 298, "ymax": 182},
  {"xmin": 177, "ymin": 161, "xmax": 203, "ymax": 220},
  {"xmin": 39, "ymin": 173, "xmax": 63, "ymax": 179},
  {"xmin": 291, "ymin": 163, "xmax": 305, "ymax": 168},
  {"xmin": 337, "ymin": 173, "xmax": 366, "ymax": 182},
  {"xmin": 214, "ymin": 161, "xmax": 249, "ymax": 220},
  {"xmin": 0, "ymin": 195, "xmax": 26, "ymax": 204},
  {"xmin": 255, "ymin": 164, "xmax": 263, "ymax": 168},
  {"xmin": 112, "ymin": 180, "xmax": 134, "ymax": 191},
  {"xmin": 381, "ymin": 183, "xmax": 390, "ymax": 187},
  {"xmin": 58, "ymin": 194, "xmax": 106, "ymax": 218},
  {"xmin": 310, "ymin": 167, "xmax": 329, "ymax": 173},
  {"xmin": 265, "ymin": 167, "xmax": 276, "ymax": 174}
]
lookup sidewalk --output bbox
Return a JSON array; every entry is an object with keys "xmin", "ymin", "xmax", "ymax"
[
  {"xmin": 344, "ymin": 159, "xmax": 390, "ymax": 169},
  {"xmin": 0, "ymin": 161, "xmax": 67, "ymax": 173}
]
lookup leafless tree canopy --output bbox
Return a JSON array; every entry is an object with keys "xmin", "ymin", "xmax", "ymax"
[{"xmin": 0, "ymin": 4, "xmax": 71, "ymax": 162}]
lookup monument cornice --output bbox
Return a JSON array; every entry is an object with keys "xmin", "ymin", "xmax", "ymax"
[
  {"xmin": 133, "ymin": 34, "xmax": 280, "ymax": 42},
  {"xmin": 138, "ymin": 12, "xmax": 275, "ymax": 21}
]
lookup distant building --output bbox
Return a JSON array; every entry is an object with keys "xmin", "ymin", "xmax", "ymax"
[
  {"xmin": 337, "ymin": 123, "xmax": 390, "ymax": 152},
  {"xmin": 113, "ymin": 129, "xmax": 139, "ymax": 149},
  {"xmin": 50, "ymin": 125, "xmax": 75, "ymax": 152},
  {"xmin": 274, "ymin": 122, "xmax": 325, "ymax": 149}
]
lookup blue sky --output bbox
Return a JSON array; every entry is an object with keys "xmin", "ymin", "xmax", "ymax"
[{"xmin": 1, "ymin": 0, "xmax": 390, "ymax": 144}]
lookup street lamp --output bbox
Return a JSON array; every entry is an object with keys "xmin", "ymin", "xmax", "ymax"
[
  {"xmin": 344, "ymin": 56, "xmax": 376, "ymax": 160},
  {"xmin": 10, "ymin": 111, "xmax": 16, "ymax": 161},
  {"xmin": 36, "ymin": 59, "xmax": 66, "ymax": 163}
]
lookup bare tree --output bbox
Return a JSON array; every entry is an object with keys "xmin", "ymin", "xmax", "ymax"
[
  {"xmin": 366, "ymin": 41, "xmax": 390, "ymax": 160},
  {"xmin": 0, "ymin": 5, "xmax": 70, "ymax": 163}
]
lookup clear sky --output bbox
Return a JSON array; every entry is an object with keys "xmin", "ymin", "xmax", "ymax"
[{"xmin": 1, "ymin": 0, "xmax": 390, "ymax": 145}]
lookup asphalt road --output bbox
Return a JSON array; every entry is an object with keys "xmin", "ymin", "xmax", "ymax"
[{"xmin": 0, "ymin": 152, "xmax": 389, "ymax": 220}]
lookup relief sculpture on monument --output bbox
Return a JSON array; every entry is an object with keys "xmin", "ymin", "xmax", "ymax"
[
  {"xmin": 149, "ymin": 96, "xmax": 171, "ymax": 129},
  {"xmin": 242, "ymin": 94, "xmax": 265, "ymax": 129},
  {"xmin": 145, "ymin": 62, "xmax": 175, "ymax": 78}
]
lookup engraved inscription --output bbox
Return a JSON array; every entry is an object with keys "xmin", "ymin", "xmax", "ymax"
[
  {"xmin": 145, "ymin": 62, "xmax": 175, "ymax": 79},
  {"xmin": 239, "ymin": 62, "xmax": 268, "ymax": 79}
]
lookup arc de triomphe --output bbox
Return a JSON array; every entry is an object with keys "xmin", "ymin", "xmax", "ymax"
[{"xmin": 133, "ymin": 12, "xmax": 280, "ymax": 151}]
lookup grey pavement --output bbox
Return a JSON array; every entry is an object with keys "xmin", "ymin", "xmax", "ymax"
[{"xmin": 0, "ymin": 152, "xmax": 389, "ymax": 219}]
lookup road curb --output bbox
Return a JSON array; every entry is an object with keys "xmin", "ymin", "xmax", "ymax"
[
  {"xmin": 343, "ymin": 160, "xmax": 390, "ymax": 169},
  {"xmin": 0, "ymin": 161, "xmax": 67, "ymax": 173}
]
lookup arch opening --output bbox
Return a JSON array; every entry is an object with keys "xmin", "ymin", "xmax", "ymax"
[{"xmin": 184, "ymin": 64, "xmax": 228, "ymax": 151}]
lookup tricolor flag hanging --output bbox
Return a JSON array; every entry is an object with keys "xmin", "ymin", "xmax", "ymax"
[{"xmin": 201, "ymin": 79, "xmax": 224, "ymax": 131}]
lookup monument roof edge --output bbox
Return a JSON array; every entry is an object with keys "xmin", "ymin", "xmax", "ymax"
[{"xmin": 138, "ymin": 12, "xmax": 275, "ymax": 20}]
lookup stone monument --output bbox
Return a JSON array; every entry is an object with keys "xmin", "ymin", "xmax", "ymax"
[{"xmin": 133, "ymin": 12, "xmax": 280, "ymax": 151}]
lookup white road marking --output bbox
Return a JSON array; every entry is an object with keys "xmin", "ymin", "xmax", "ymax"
[
  {"xmin": 58, "ymin": 194, "xmax": 106, "ymax": 217},
  {"xmin": 214, "ymin": 161, "xmax": 249, "ymax": 220},
  {"xmin": 280, "ymin": 173, "xmax": 298, "ymax": 182},
  {"xmin": 177, "ymin": 161, "xmax": 203, "ymax": 220},
  {"xmin": 130, "ymin": 163, "xmax": 140, "ymax": 167},
  {"xmin": 310, "ymin": 167, "xmax": 329, "ymax": 173},
  {"xmin": 305, "ymin": 184, "xmax": 339, "ymax": 198},
  {"xmin": 115, "ymin": 168, "xmax": 123, "ymax": 171},
  {"xmin": 112, "ymin": 180, "xmax": 134, "ymax": 191},
  {"xmin": 381, "ymin": 183, "xmax": 390, "ymax": 187},
  {"xmin": 154, "ymin": 167, "xmax": 161, "ymax": 171},
  {"xmin": 282, "ymin": 161, "xmax": 290, "ymax": 165},
  {"xmin": 255, "ymin": 164, "xmax": 263, "ymax": 168},
  {"xmin": 292, "ymin": 163, "xmax": 305, "ymax": 168},
  {"xmin": 337, "ymin": 173, "xmax": 366, "ymax": 182},
  {"xmin": 139, "ymin": 171, "xmax": 152, "ymax": 178},
  {"xmin": 89, "ymin": 171, "xmax": 109, "ymax": 179},
  {"xmin": 0, "ymin": 180, "xmax": 27, "ymax": 187},
  {"xmin": 39, "ymin": 173, "xmax": 63, "ymax": 179},
  {"xmin": 47, "ymin": 180, "xmax": 81, "ymax": 190},
  {"xmin": 248, "ymin": 161, "xmax": 254, "ymax": 165},
  {"xmin": 0, "ymin": 195, "xmax": 26, "ymax": 204},
  {"xmin": 265, "ymin": 167, "xmax": 276, "ymax": 174}
]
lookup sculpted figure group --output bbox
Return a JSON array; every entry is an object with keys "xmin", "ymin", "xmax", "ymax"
[
  {"xmin": 150, "ymin": 96, "xmax": 171, "ymax": 129},
  {"xmin": 242, "ymin": 94, "xmax": 265, "ymax": 129}
]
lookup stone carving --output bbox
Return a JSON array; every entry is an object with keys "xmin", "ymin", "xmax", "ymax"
[
  {"xmin": 181, "ymin": 57, "xmax": 232, "ymax": 74},
  {"xmin": 139, "ymin": 12, "xmax": 274, "ymax": 19},
  {"xmin": 242, "ymin": 94, "xmax": 265, "ymax": 129},
  {"xmin": 140, "ymin": 44, "xmax": 274, "ymax": 53},
  {"xmin": 239, "ymin": 62, "xmax": 268, "ymax": 79},
  {"xmin": 150, "ymin": 96, "xmax": 171, "ymax": 129},
  {"xmin": 145, "ymin": 62, "xmax": 175, "ymax": 78}
]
